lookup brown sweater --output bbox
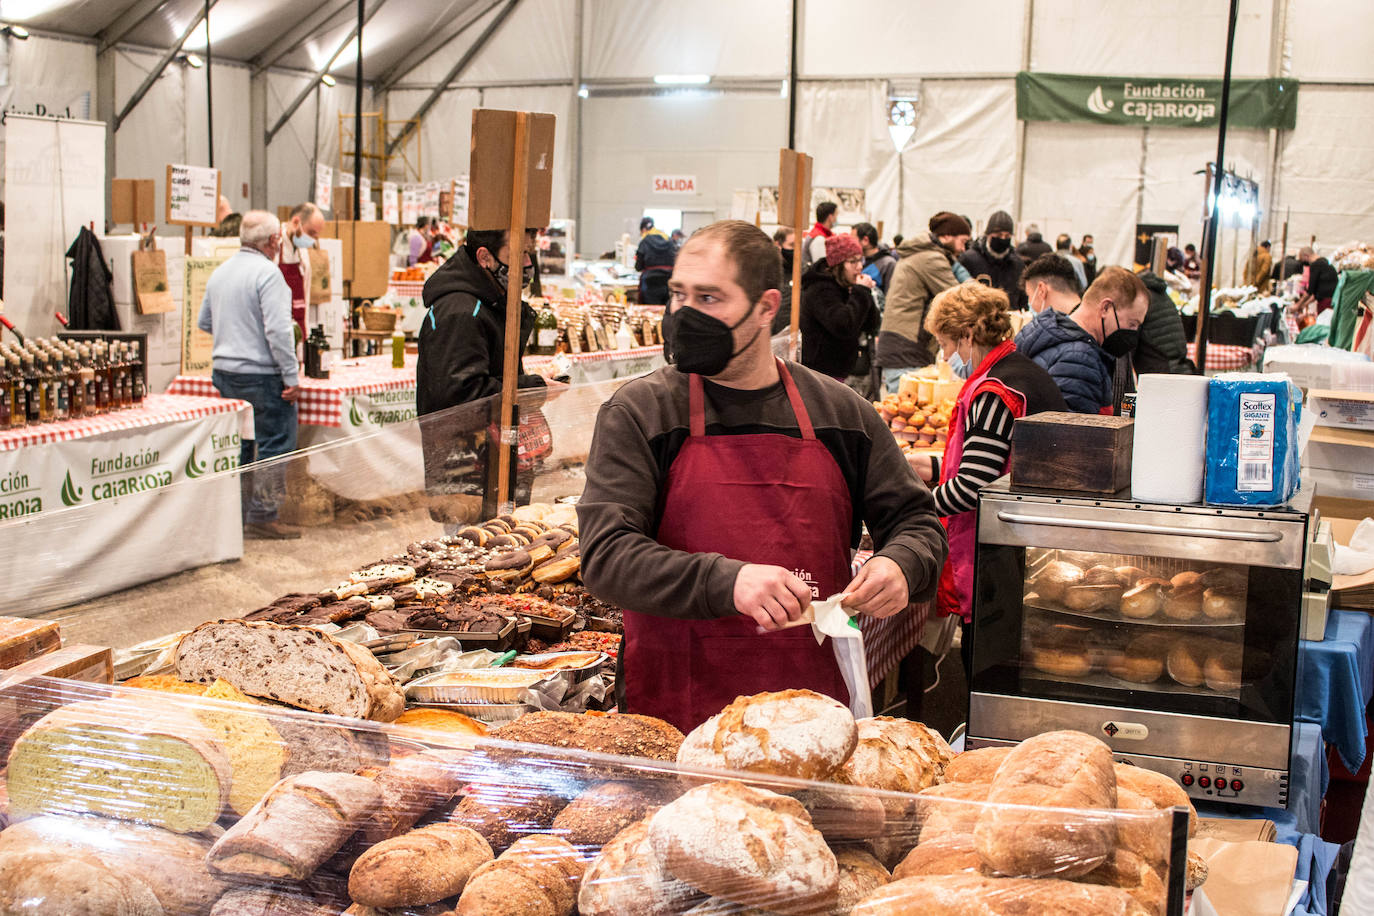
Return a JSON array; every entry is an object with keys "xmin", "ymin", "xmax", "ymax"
[{"xmin": 576, "ymin": 361, "xmax": 947, "ymax": 620}]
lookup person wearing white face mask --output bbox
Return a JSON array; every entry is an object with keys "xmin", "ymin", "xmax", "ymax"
[
  {"xmin": 1019, "ymin": 253, "xmax": 1083, "ymax": 315},
  {"xmin": 277, "ymin": 202, "xmax": 325, "ymax": 339},
  {"xmin": 906, "ymin": 282, "xmax": 1065, "ymax": 640}
]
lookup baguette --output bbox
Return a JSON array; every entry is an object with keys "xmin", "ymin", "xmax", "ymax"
[
  {"xmin": 207, "ymin": 772, "xmax": 382, "ymax": 879},
  {"xmin": 852, "ymin": 874, "xmax": 1150, "ymax": 915},
  {"xmin": 348, "ymin": 823, "xmax": 493, "ymax": 907},
  {"xmin": 174, "ymin": 620, "xmax": 405, "ymax": 722},
  {"xmin": 973, "ymin": 730, "xmax": 1118, "ymax": 879}
]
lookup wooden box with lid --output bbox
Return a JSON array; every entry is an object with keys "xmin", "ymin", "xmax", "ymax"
[{"xmin": 1010, "ymin": 412, "xmax": 1134, "ymax": 495}]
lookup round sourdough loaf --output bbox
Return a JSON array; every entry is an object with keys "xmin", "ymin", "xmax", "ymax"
[
  {"xmin": 648, "ymin": 780, "xmax": 838, "ymax": 915},
  {"xmin": 833, "ymin": 717, "xmax": 954, "ymax": 807},
  {"xmin": 942, "ymin": 746, "xmax": 1011, "ymax": 785},
  {"xmin": 577, "ymin": 820, "xmax": 705, "ymax": 916},
  {"xmin": 680, "ymin": 689, "xmax": 858, "ymax": 780}
]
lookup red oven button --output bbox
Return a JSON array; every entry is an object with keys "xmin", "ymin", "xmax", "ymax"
[
  {"xmin": 1230, "ymin": 779, "xmax": 1244, "ymax": 792},
  {"xmin": 1181, "ymin": 773, "xmax": 1194, "ymax": 786},
  {"xmin": 1198, "ymin": 776, "xmax": 1211, "ymax": 788}
]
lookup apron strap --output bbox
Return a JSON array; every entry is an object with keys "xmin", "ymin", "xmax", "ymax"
[{"xmin": 688, "ymin": 359, "xmax": 817, "ymax": 440}]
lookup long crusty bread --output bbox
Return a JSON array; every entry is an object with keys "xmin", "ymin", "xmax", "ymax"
[
  {"xmin": 852, "ymin": 874, "xmax": 1150, "ymax": 915},
  {"xmin": 174, "ymin": 620, "xmax": 404, "ymax": 722},
  {"xmin": 348, "ymin": 823, "xmax": 493, "ymax": 908}
]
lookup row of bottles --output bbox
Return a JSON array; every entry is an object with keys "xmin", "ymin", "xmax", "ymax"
[{"xmin": 0, "ymin": 338, "xmax": 144, "ymax": 430}]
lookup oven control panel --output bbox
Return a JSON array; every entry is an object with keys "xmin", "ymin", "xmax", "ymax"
[{"xmin": 1116, "ymin": 755, "xmax": 1288, "ymax": 809}]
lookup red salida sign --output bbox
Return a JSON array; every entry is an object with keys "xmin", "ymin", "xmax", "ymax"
[{"xmin": 652, "ymin": 175, "xmax": 696, "ymax": 194}]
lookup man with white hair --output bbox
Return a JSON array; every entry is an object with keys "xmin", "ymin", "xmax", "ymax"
[{"xmin": 197, "ymin": 210, "xmax": 302, "ymax": 539}]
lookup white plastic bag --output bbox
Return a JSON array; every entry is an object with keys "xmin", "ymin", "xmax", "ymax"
[{"xmin": 811, "ymin": 594, "xmax": 874, "ymax": 719}]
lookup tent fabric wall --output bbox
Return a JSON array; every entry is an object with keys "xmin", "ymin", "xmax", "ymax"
[
  {"xmin": 1287, "ymin": 0, "xmax": 1374, "ymax": 82},
  {"xmin": 584, "ymin": 0, "xmax": 790, "ymax": 80},
  {"xmin": 184, "ymin": 63, "xmax": 253, "ymax": 217},
  {"xmin": 803, "ymin": 2, "xmax": 1025, "ymax": 78},
  {"xmin": 113, "ymin": 48, "xmax": 189, "ymax": 223},
  {"xmin": 398, "ymin": 0, "xmax": 573, "ymax": 88},
  {"xmin": 265, "ymin": 71, "xmax": 374, "ymax": 213},
  {"xmin": 0, "ymin": 34, "xmax": 96, "ymax": 200},
  {"xmin": 1276, "ymin": 85, "xmax": 1374, "ymax": 251}
]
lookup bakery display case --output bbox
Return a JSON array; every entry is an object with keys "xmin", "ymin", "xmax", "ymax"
[
  {"xmin": 968, "ymin": 476, "xmax": 1314, "ymax": 810},
  {"xmin": 0, "ymin": 676, "xmax": 1188, "ymax": 915}
]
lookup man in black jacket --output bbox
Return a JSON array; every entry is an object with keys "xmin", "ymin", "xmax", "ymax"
[
  {"xmin": 1134, "ymin": 272, "xmax": 1192, "ymax": 375},
  {"xmin": 417, "ymin": 228, "xmax": 547, "ymax": 516},
  {"xmin": 960, "ymin": 210, "xmax": 1026, "ymax": 309},
  {"xmin": 635, "ymin": 217, "xmax": 676, "ymax": 305},
  {"xmin": 1017, "ymin": 223, "xmax": 1052, "ymax": 262},
  {"xmin": 1300, "ymin": 246, "xmax": 1340, "ymax": 313}
]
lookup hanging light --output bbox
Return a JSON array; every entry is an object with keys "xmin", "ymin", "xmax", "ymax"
[
  {"xmin": 2, "ymin": 25, "xmax": 30, "ymax": 40},
  {"xmin": 180, "ymin": 52, "xmax": 204, "ymax": 68},
  {"xmin": 321, "ymin": 74, "xmax": 337, "ymax": 87}
]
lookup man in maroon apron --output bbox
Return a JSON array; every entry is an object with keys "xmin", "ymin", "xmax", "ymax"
[
  {"xmin": 279, "ymin": 202, "xmax": 325, "ymax": 339},
  {"xmin": 578, "ymin": 220, "xmax": 947, "ymax": 733}
]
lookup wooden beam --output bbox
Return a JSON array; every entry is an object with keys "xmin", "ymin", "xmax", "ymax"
[{"xmin": 373, "ymin": 0, "xmax": 503, "ymax": 94}]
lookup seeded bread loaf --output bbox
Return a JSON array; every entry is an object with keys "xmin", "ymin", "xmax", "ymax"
[
  {"xmin": 648, "ymin": 780, "xmax": 839, "ymax": 915},
  {"xmin": 450, "ymin": 782, "xmax": 569, "ymax": 852},
  {"xmin": 852, "ymin": 874, "xmax": 1150, "ymax": 915},
  {"xmin": 207, "ymin": 771, "xmax": 382, "ymax": 880},
  {"xmin": 551, "ymin": 779, "xmax": 674, "ymax": 847},
  {"xmin": 348, "ymin": 823, "xmax": 493, "ymax": 907},
  {"xmin": 174, "ymin": 620, "xmax": 404, "ymax": 722},
  {"xmin": 490, "ymin": 711, "xmax": 684, "ymax": 760},
  {"xmin": 577, "ymin": 820, "xmax": 706, "ymax": 916},
  {"xmin": 5, "ymin": 698, "xmax": 231, "ymax": 833},
  {"xmin": 973, "ymin": 730, "xmax": 1118, "ymax": 879},
  {"xmin": 210, "ymin": 887, "xmax": 337, "ymax": 916}
]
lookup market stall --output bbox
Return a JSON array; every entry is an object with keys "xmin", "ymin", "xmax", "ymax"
[{"xmin": 0, "ymin": 393, "xmax": 249, "ymax": 612}]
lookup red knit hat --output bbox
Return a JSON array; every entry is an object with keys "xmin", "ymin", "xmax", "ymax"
[{"xmin": 824, "ymin": 233, "xmax": 863, "ymax": 266}]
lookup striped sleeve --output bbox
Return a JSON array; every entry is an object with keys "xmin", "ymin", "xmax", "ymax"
[{"xmin": 930, "ymin": 391, "xmax": 1015, "ymax": 516}]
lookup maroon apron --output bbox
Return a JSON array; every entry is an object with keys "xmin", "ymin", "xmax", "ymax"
[
  {"xmin": 621, "ymin": 359, "xmax": 854, "ymax": 733},
  {"xmin": 278, "ymin": 257, "xmax": 307, "ymax": 339}
]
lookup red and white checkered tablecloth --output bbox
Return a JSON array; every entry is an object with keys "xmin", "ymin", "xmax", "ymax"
[
  {"xmin": 524, "ymin": 345, "xmax": 663, "ymax": 374},
  {"xmin": 0, "ymin": 394, "xmax": 248, "ymax": 452},
  {"xmin": 851, "ymin": 549, "xmax": 931, "ymax": 689},
  {"xmin": 166, "ymin": 355, "xmax": 417, "ymax": 428},
  {"xmin": 388, "ymin": 280, "xmax": 426, "ymax": 300},
  {"xmin": 1186, "ymin": 341, "xmax": 1266, "ymax": 371}
]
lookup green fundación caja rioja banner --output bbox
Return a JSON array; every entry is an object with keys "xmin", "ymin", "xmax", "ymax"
[{"xmin": 1016, "ymin": 72, "xmax": 1298, "ymax": 130}]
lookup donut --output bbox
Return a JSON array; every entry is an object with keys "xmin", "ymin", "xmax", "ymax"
[
  {"xmin": 487, "ymin": 534, "xmax": 524, "ymax": 550},
  {"xmin": 1163, "ymin": 585, "xmax": 1203, "ymax": 621},
  {"xmin": 532, "ymin": 550, "xmax": 580, "ymax": 584},
  {"xmin": 485, "ymin": 550, "xmax": 534, "ymax": 582},
  {"xmin": 1167, "ymin": 640, "xmax": 1208, "ymax": 688},
  {"xmin": 1107, "ymin": 634, "xmax": 1167, "ymax": 684},
  {"xmin": 525, "ymin": 543, "xmax": 554, "ymax": 567},
  {"xmin": 533, "ymin": 528, "xmax": 573, "ymax": 550},
  {"xmin": 1204, "ymin": 645, "xmax": 1243, "ymax": 692},
  {"xmin": 455, "ymin": 526, "xmax": 492, "ymax": 547},
  {"xmin": 1063, "ymin": 584, "xmax": 1123, "ymax": 613},
  {"xmin": 511, "ymin": 525, "xmax": 546, "ymax": 541},
  {"xmin": 483, "ymin": 519, "xmax": 512, "ymax": 534},
  {"xmin": 498, "ymin": 514, "xmax": 519, "ymax": 527},
  {"xmin": 1202, "ymin": 587, "xmax": 1245, "ymax": 621},
  {"xmin": 555, "ymin": 535, "xmax": 579, "ymax": 555},
  {"xmin": 1119, "ymin": 580, "xmax": 1166, "ymax": 620}
]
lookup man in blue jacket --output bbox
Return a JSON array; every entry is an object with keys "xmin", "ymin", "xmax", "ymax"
[{"xmin": 1015, "ymin": 267, "xmax": 1148, "ymax": 414}]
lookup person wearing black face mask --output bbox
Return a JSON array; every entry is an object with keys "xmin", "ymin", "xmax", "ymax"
[
  {"xmin": 958, "ymin": 210, "xmax": 1027, "ymax": 310},
  {"xmin": 416, "ymin": 227, "xmax": 551, "ymax": 513},
  {"xmin": 1014, "ymin": 266, "xmax": 1149, "ymax": 415},
  {"xmin": 770, "ymin": 227, "xmax": 796, "ymax": 335},
  {"xmin": 577, "ymin": 220, "xmax": 947, "ymax": 733}
]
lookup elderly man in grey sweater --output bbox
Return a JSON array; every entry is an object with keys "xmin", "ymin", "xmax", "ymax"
[{"xmin": 197, "ymin": 210, "xmax": 302, "ymax": 539}]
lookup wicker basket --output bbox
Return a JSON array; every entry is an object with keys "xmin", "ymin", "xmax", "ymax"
[{"xmin": 359, "ymin": 305, "xmax": 399, "ymax": 332}]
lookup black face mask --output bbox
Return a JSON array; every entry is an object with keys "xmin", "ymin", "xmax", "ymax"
[
  {"xmin": 988, "ymin": 235, "xmax": 1012, "ymax": 255},
  {"xmin": 487, "ymin": 256, "xmax": 534, "ymax": 291},
  {"xmin": 779, "ymin": 247, "xmax": 794, "ymax": 272},
  {"xmin": 1101, "ymin": 304, "xmax": 1139, "ymax": 358},
  {"xmin": 663, "ymin": 301, "xmax": 761, "ymax": 376}
]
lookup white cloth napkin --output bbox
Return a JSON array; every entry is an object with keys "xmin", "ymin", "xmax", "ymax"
[{"xmin": 1334, "ymin": 517, "xmax": 1374, "ymax": 576}]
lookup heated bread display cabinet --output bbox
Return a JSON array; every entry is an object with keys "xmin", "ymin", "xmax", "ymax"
[{"xmin": 967, "ymin": 477, "xmax": 1314, "ymax": 809}]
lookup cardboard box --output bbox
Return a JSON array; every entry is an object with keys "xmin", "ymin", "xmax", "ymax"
[
  {"xmin": 0, "ymin": 617, "xmax": 60, "ymax": 669},
  {"xmin": 0, "ymin": 644, "xmax": 113, "ymax": 687},
  {"xmin": 321, "ymin": 220, "xmax": 392, "ymax": 299},
  {"xmin": 110, "ymin": 178, "xmax": 156, "ymax": 225},
  {"xmin": 1304, "ymin": 426, "xmax": 1374, "ymax": 474},
  {"xmin": 468, "ymin": 109, "xmax": 555, "ymax": 231},
  {"xmin": 1308, "ymin": 389, "xmax": 1374, "ymax": 431},
  {"xmin": 1306, "ymin": 466, "xmax": 1374, "ymax": 502}
]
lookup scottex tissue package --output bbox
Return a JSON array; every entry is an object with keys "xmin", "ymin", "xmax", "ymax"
[{"xmin": 1204, "ymin": 373, "xmax": 1302, "ymax": 507}]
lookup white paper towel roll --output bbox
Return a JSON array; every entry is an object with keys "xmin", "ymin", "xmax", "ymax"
[{"xmin": 1131, "ymin": 373, "xmax": 1211, "ymax": 504}]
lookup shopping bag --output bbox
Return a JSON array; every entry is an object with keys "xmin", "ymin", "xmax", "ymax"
[
  {"xmin": 811, "ymin": 594, "xmax": 874, "ymax": 719},
  {"xmin": 132, "ymin": 245, "xmax": 174, "ymax": 315}
]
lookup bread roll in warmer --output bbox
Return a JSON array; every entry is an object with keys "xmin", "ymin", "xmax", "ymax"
[
  {"xmin": 833, "ymin": 717, "xmax": 954, "ymax": 812},
  {"xmin": 1202, "ymin": 587, "xmax": 1245, "ymax": 621},
  {"xmin": 1032, "ymin": 561, "xmax": 1084, "ymax": 602},
  {"xmin": 1115, "ymin": 566, "xmax": 1148, "ymax": 587},
  {"xmin": 1171, "ymin": 571, "xmax": 1203, "ymax": 590},
  {"xmin": 1064, "ymin": 584, "xmax": 1124, "ymax": 613},
  {"xmin": 851, "ymin": 874, "xmax": 1151, "ymax": 916},
  {"xmin": 682, "ymin": 689, "xmax": 858, "ymax": 780},
  {"xmin": 0, "ymin": 814, "xmax": 229, "ymax": 915},
  {"xmin": 207, "ymin": 772, "xmax": 382, "ymax": 880},
  {"xmin": 1163, "ymin": 585, "xmax": 1204, "ymax": 621},
  {"xmin": 1205, "ymin": 645, "xmax": 1243, "ymax": 692},
  {"xmin": 1030, "ymin": 644, "xmax": 1094, "ymax": 678},
  {"xmin": 1120, "ymin": 580, "xmax": 1167, "ymax": 620},
  {"xmin": 455, "ymin": 834, "xmax": 584, "ymax": 916},
  {"xmin": 943, "ymin": 746, "xmax": 1011, "ymax": 785},
  {"xmin": 973, "ymin": 730, "xmax": 1118, "ymax": 878},
  {"xmin": 577, "ymin": 820, "xmax": 707, "ymax": 916},
  {"xmin": 348, "ymin": 823, "xmax": 493, "ymax": 907},
  {"xmin": 1084, "ymin": 566, "xmax": 1127, "ymax": 587},
  {"xmin": 1114, "ymin": 762, "xmax": 1196, "ymax": 837},
  {"xmin": 1106, "ymin": 634, "xmax": 1168, "ymax": 684},
  {"xmin": 1078, "ymin": 850, "xmax": 1168, "ymax": 916},
  {"xmin": 1201, "ymin": 567, "xmax": 1247, "ymax": 591},
  {"xmin": 648, "ymin": 781, "xmax": 839, "ymax": 915},
  {"xmin": 1166, "ymin": 640, "xmax": 1208, "ymax": 688}
]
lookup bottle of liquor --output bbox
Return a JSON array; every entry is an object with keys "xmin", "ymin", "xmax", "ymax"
[
  {"xmin": 64, "ymin": 344, "xmax": 84, "ymax": 418},
  {"xmin": 305, "ymin": 326, "xmax": 331, "ymax": 379},
  {"xmin": 116, "ymin": 343, "xmax": 133, "ymax": 408},
  {"xmin": 78, "ymin": 345, "xmax": 97, "ymax": 416},
  {"xmin": 532, "ymin": 302, "xmax": 559, "ymax": 356},
  {"xmin": 24, "ymin": 355, "xmax": 44, "ymax": 424},
  {"xmin": 129, "ymin": 340, "xmax": 145, "ymax": 406},
  {"xmin": 93, "ymin": 342, "xmax": 112, "ymax": 413},
  {"xmin": 49, "ymin": 349, "xmax": 68, "ymax": 421}
]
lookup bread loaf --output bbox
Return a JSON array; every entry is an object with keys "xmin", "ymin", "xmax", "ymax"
[
  {"xmin": 833, "ymin": 717, "xmax": 953, "ymax": 812},
  {"xmin": 1186, "ymin": 849, "xmax": 1209, "ymax": 890},
  {"xmin": 0, "ymin": 814, "xmax": 227, "ymax": 915},
  {"xmin": 676, "ymin": 712, "xmax": 727, "ymax": 770},
  {"xmin": 273, "ymin": 717, "xmax": 390, "ymax": 778},
  {"xmin": 852, "ymin": 874, "xmax": 1150, "ymax": 915},
  {"xmin": 358, "ymin": 750, "xmax": 464, "ymax": 843},
  {"xmin": 835, "ymin": 848, "xmax": 893, "ymax": 914},
  {"xmin": 943, "ymin": 747, "xmax": 1010, "ymax": 785},
  {"xmin": 893, "ymin": 835, "xmax": 987, "ymax": 880},
  {"xmin": 211, "ymin": 887, "xmax": 337, "ymax": 916},
  {"xmin": 490, "ymin": 710, "xmax": 683, "ymax": 760},
  {"xmin": 681, "ymin": 689, "xmax": 858, "ymax": 781},
  {"xmin": 577, "ymin": 820, "xmax": 706, "ymax": 916},
  {"xmin": 455, "ymin": 834, "xmax": 583, "ymax": 916},
  {"xmin": 5, "ymin": 698, "xmax": 231, "ymax": 833},
  {"xmin": 450, "ymin": 782, "xmax": 569, "ymax": 851},
  {"xmin": 551, "ymin": 779, "xmax": 674, "ymax": 847},
  {"xmin": 1077, "ymin": 849, "xmax": 1167, "ymax": 916},
  {"xmin": 793, "ymin": 786, "xmax": 888, "ymax": 842},
  {"xmin": 393, "ymin": 707, "xmax": 489, "ymax": 738},
  {"xmin": 917, "ymin": 783, "xmax": 990, "ymax": 843},
  {"xmin": 648, "ymin": 780, "xmax": 838, "ymax": 914},
  {"xmin": 174, "ymin": 620, "xmax": 404, "ymax": 722},
  {"xmin": 207, "ymin": 771, "xmax": 382, "ymax": 879},
  {"xmin": 1114, "ymin": 788, "xmax": 1171, "ymax": 865},
  {"xmin": 348, "ymin": 823, "xmax": 493, "ymax": 907},
  {"xmin": 0, "ymin": 844, "xmax": 163, "ymax": 915},
  {"xmin": 194, "ymin": 679, "xmax": 288, "ymax": 816},
  {"xmin": 1114, "ymin": 763, "xmax": 1196, "ymax": 837},
  {"xmin": 973, "ymin": 730, "xmax": 1118, "ymax": 878}
]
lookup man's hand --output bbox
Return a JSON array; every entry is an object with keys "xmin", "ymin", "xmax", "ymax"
[
  {"xmin": 281, "ymin": 385, "xmax": 301, "ymax": 403},
  {"xmin": 734, "ymin": 564, "xmax": 813, "ymax": 630},
  {"xmin": 841, "ymin": 556, "xmax": 909, "ymax": 619},
  {"xmin": 907, "ymin": 452, "xmax": 934, "ymax": 483}
]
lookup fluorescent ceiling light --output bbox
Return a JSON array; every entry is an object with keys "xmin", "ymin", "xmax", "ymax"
[
  {"xmin": 4, "ymin": 25, "xmax": 30, "ymax": 39},
  {"xmin": 321, "ymin": 74, "xmax": 337, "ymax": 87},
  {"xmin": 653, "ymin": 74, "xmax": 710, "ymax": 86},
  {"xmin": 183, "ymin": 53, "xmax": 204, "ymax": 68}
]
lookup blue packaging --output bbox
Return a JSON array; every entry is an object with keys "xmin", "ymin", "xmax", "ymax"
[{"xmin": 1204, "ymin": 373, "xmax": 1302, "ymax": 507}]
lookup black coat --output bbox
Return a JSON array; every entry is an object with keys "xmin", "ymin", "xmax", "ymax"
[
  {"xmin": 65, "ymin": 227, "xmax": 119, "ymax": 331},
  {"xmin": 1309, "ymin": 257, "xmax": 1340, "ymax": 300},
  {"xmin": 1135, "ymin": 272, "xmax": 1192, "ymax": 375},
  {"xmin": 959, "ymin": 238, "xmax": 1027, "ymax": 309},
  {"xmin": 799, "ymin": 260, "xmax": 879, "ymax": 378},
  {"xmin": 1016, "ymin": 233, "xmax": 1053, "ymax": 262},
  {"xmin": 416, "ymin": 246, "xmax": 545, "ymax": 415}
]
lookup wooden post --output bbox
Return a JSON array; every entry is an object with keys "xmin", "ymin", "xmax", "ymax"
[
  {"xmin": 779, "ymin": 148, "xmax": 812, "ymax": 362},
  {"xmin": 496, "ymin": 112, "xmax": 532, "ymax": 512},
  {"xmin": 185, "ymin": 225, "xmax": 193, "ymax": 256}
]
